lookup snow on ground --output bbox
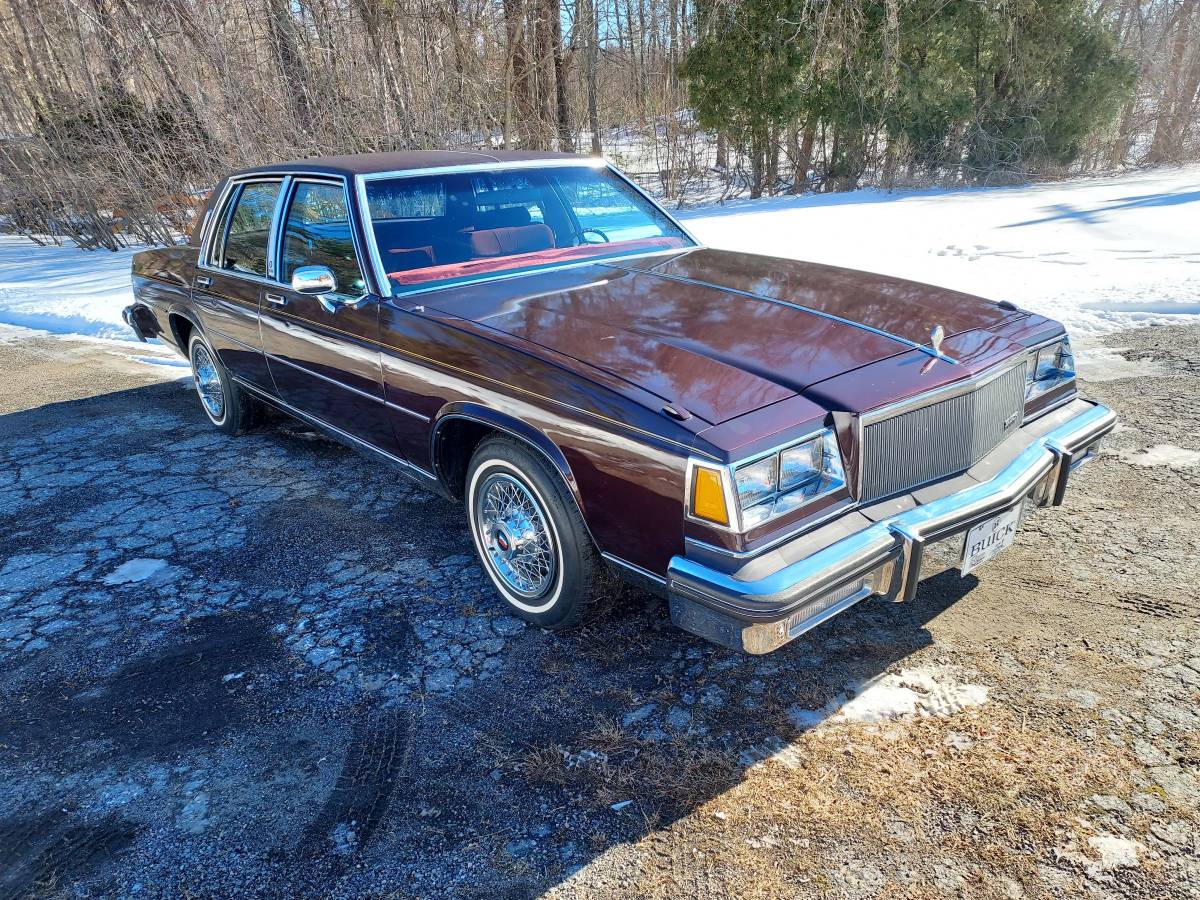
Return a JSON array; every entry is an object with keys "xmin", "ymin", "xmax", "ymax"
[
  {"xmin": 0, "ymin": 165, "xmax": 1195, "ymax": 357},
  {"xmin": 0, "ymin": 236, "xmax": 140, "ymax": 341},
  {"xmin": 1118, "ymin": 443, "xmax": 1200, "ymax": 469},
  {"xmin": 786, "ymin": 664, "xmax": 990, "ymax": 732},
  {"xmin": 102, "ymin": 557, "xmax": 169, "ymax": 585},
  {"xmin": 682, "ymin": 163, "xmax": 1200, "ymax": 352},
  {"xmin": 738, "ymin": 663, "xmax": 991, "ymax": 770}
]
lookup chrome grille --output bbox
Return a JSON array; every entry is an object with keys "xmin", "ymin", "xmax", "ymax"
[{"xmin": 860, "ymin": 362, "xmax": 1027, "ymax": 502}]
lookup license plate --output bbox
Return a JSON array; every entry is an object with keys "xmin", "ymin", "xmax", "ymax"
[{"xmin": 960, "ymin": 505, "xmax": 1022, "ymax": 575}]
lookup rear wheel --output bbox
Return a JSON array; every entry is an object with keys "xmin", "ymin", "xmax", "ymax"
[
  {"xmin": 188, "ymin": 332, "xmax": 261, "ymax": 435},
  {"xmin": 466, "ymin": 437, "xmax": 603, "ymax": 629}
]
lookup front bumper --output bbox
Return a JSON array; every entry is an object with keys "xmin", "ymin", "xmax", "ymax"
[{"xmin": 668, "ymin": 399, "xmax": 1116, "ymax": 654}]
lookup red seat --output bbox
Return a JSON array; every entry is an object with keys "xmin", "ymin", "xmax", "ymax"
[
  {"xmin": 388, "ymin": 246, "xmax": 436, "ymax": 270},
  {"xmin": 469, "ymin": 224, "xmax": 555, "ymax": 258}
]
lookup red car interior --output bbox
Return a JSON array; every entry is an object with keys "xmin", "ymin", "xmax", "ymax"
[{"xmin": 387, "ymin": 236, "xmax": 685, "ymax": 287}]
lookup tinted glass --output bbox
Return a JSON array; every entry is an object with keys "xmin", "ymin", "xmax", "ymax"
[
  {"xmin": 281, "ymin": 181, "xmax": 366, "ymax": 296},
  {"xmin": 555, "ymin": 169, "xmax": 664, "ymax": 241},
  {"xmin": 364, "ymin": 166, "xmax": 691, "ymax": 294},
  {"xmin": 367, "ymin": 179, "xmax": 446, "ymax": 219},
  {"xmin": 470, "ymin": 171, "xmax": 546, "ymax": 224},
  {"xmin": 221, "ymin": 181, "xmax": 281, "ymax": 276}
]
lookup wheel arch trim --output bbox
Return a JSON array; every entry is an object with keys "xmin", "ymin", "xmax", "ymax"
[
  {"xmin": 430, "ymin": 403, "xmax": 598, "ymax": 545},
  {"xmin": 166, "ymin": 305, "xmax": 205, "ymax": 351},
  {"xmin": 432, "ymin": 404, "xmax": 577, "ymax": 491}
]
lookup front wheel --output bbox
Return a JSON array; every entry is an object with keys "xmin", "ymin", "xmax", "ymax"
[
  {"xmin": 188, "ymin": 332, "xmax": 262, "ymax": 435},
  {"xmin": 466, "ymin": 437, "xmax": 603, "ymax": 629}
]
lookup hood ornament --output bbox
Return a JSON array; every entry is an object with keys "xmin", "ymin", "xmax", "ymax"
[
  {"xmin": 930, "ymin": 324, "xmax": 945, "ymax": 356},
  {"xmin": 921, "ymin": 324, "xmax": 948, "ymax": 374}
]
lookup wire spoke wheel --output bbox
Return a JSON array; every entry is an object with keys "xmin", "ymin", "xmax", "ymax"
[
  {"xmin": 191, "ymin": 343, "xmax": 225, "ymax": 421},
  {"xmin": 475, "ymin": 472, "xmax": 556, "ymax": 599}
]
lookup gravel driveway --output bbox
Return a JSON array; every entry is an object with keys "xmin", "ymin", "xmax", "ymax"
[{"xmin": 0, "ymin": 325, "xmax": 1197, "ymax": 899}]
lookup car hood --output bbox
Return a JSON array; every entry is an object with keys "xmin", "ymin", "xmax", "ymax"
[{"xmin": 421, "ymin": 248, "xmax": 1026, "ymax": 426}]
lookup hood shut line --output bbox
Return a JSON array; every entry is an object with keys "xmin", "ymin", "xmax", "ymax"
[{"xmin": 606, "ymin": 262, "xmax": 960, "ymax": 365}]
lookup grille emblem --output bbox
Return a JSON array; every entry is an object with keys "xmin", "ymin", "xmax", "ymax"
[{"xmin": 930, "ymin": 324, "xmax": 945, "ymax": 356}]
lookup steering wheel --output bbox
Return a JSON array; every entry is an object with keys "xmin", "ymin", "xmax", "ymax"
[{"xmin": 580, "ymin": 227, "xmax": 610, "ymax": 244}]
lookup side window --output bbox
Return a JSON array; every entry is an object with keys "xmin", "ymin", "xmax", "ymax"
[
  {"xmin": 220, "ymin": 181, "xmax": 282, "ymax": 276},
  {"xmin": 366, "ymin": 180, "xmax": 446, "ymax": 219},
  {"xmin": 281, "ymin": 181, "xmax": 366, "ymax": 296}
]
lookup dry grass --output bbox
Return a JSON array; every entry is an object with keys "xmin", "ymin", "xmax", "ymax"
[{"xmin": 540, "ymin": 701, "xmax": 1150, "ymax": 899}]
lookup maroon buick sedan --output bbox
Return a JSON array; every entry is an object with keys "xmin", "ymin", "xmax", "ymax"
[{"xmin": 125, "ymin": 151, "xmax": 1115, "ymax": 653}]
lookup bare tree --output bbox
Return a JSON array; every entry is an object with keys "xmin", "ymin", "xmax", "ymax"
[{"xmin": 0, "ymin": 0, "xmax": 1194, "ymax": 246}]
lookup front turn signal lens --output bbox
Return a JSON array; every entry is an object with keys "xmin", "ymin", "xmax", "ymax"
[{"xmin": 691, "ymin": 466, "xmax": 730, "ymax": 526}]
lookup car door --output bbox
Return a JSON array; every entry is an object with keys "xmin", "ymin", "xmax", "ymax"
[
  {"xmin": 259, "ymin": 176, "xmax": 399, "ymax": 453},
  {"xmin": 192, "ymin": 178, "xmax": 283, "ymax": 390}
]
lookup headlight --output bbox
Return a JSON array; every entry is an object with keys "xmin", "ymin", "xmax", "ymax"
[
  {"xmin": 780, "ymin": 439, "xmax": 823, "ymax": 490},
  {"xmin": 688, "ymin": 428, "xmax": 846, "ymax": 532},
  {"xmin": 734, "ymin": 455, "xmax": 778, "ymax": 509},
  {"xmin": 1026, "ymin": 337, "xmax": 1075, "ymax": 403}
]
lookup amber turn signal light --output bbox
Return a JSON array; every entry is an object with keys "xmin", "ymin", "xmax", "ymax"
[{"xmin": 691, "ymin": 466, "xmax": 730, "ymax": 526}]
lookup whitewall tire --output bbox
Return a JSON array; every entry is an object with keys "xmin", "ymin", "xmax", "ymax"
[
  {"xmin": 466, "ymin": 437, "xmax": 603, "ymax": 628},
  {"xmin": 187, "ymin": 332, "xmax": 262, "ymax": 435}
]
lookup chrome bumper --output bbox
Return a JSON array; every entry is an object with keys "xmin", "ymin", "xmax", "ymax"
[
  {"xmin": 668, "ymin": 400, "xmax": 1116, "ymax": 654},
  {"xmin": 122, "ymin": 304, "xmax": 149, "ymax": 342}
]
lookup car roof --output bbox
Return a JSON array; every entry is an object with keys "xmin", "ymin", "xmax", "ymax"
[{"xmin": 235, "ymin": 150, "xmax": 590, "ymax": 179}]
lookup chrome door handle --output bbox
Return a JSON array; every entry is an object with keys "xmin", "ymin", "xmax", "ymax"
[
  {"xmin": 195, "ymin": 275, "xmax": 212, "ymax": 288},
  {"xmin": 314, "ymin": 293, "xmax": 369, "ymax": 315},
  {"xmin": 265, "ymin": 293, "xmax": 288, "ymax": 306}
]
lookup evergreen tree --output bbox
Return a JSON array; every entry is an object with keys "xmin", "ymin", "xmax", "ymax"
[
  {"xmin": 955, "ymin": 0, "xmax": 1137, "ymax": 178},
  {"xmin": 680, "ymin": 0, "xmax": 1136, "ymax": 188},
  {"xmin": 680, "ymin": 0, "xmax": 810, "ymax": 196}
]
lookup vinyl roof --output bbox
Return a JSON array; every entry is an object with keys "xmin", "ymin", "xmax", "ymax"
[{"xmin": 237, "ymin": 149, "xmax": 589, "ymax": 178}]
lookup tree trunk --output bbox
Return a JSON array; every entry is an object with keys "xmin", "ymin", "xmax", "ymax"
[
  {"xmin": 750, "ymin": 128, "xmax": 765, "ymax": 198},
  {"xmin": 1176, "ymin": 47, "xmax": 1200, "ymax": 147},
  {"xmin": 1148, "ymin": 0, "xmax": 1197, "ymax": 162},
  {"xmin": 503, "ymin": 0, "xmax": 539, "ymax": 148},
  {"xmin": 582, "ymin": 0, "xmax": 602, "ymax": 154},
  {"xmin": 766, "ymin": 124, "xmax": 779, "ymax": 194},
  {"xmin": 1164, "ymin": 11, "xmax": 1200, "ymax": 154},
  {"xmin": 547, "ymin": 0, "xmax": 572, "ymax": 151},
  {"xmin": 503, "ymin": 46, "xmax": 515, "ymax": 148},
  {"xmin": 1109, "ymin": 93, "xmax": 1138, "ymax": 166},
  {"xmin": 533, "ymin": 0, "xmax": 556, "ymax": 148},
  {"xmin": 263, "ymin": 0, "xmax": 314, "ymax": 132},
  {"xmin": 790, "ymin": 121, "xmax": 815, "ymax": 193}
]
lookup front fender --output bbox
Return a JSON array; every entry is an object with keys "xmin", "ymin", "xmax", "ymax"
[
  {"xmin": 429, "ymin": 401, "xmax": 690, "ymax": 577},
  {"xmin": 430, "ymin": 401, "xmax": 581, "ymax": 499}
]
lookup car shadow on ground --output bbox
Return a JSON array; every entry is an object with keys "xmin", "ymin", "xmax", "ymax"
[{"xmin": 0, "ymin": 383, "xmax": 981, "ymax": 898}]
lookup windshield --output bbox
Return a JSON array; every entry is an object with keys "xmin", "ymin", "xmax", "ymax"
[{"xmin": 363, "ymin": 165, "xmax": 692, "ymax": 294}]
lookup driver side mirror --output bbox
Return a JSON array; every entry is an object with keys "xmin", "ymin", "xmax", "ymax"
[{"xmin": 291, "ymin": 265, "xmax": 337, "ymax": 295}]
